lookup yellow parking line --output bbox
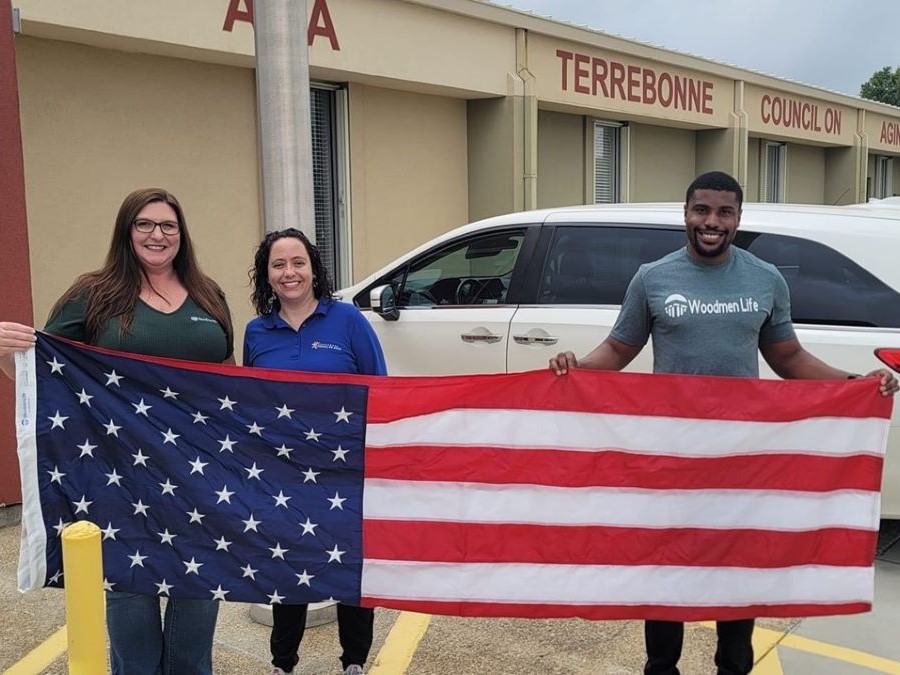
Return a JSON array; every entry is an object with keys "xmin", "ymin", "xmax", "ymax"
[
  {"xmin": 369, "ymin": 611, "xmax": 431, "ymax": 675},
  {"xmin": 2, "ymin": 625, "xmax": 67, "ymax": 675},
  {"xmin": 698, "ymin": 622, "xmax": 900, "ymax": 674},
  {"xmin": 774, "ymin": 630, "xmax": 900, "ymax": 674}
]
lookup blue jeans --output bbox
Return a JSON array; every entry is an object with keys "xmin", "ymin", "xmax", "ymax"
[{"xmin": 106, "ymin": 592, "xmax": 219, "ymax": 675}]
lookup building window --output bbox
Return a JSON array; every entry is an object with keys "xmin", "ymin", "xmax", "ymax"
[
  {"xmin": 760, "ymin": 141, "xmax": 786, "ymax": 203},
  {"xmin": 875, "ymin": 155, "xmax": 894, "ymax": 198},
  {"xmin": 593, "ymin": 121, "xmax": 624, "ymax": 203}
]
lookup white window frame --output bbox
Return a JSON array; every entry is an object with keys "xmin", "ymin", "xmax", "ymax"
[
  {"xmin": 592, "ymin": 120, "xmax": 628, "ymax": 204},
  {"xmin": 760, "ymin": 141, "xmax": 786, "ymax": 203}
]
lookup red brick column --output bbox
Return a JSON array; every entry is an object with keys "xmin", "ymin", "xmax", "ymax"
[{"xmin": 0, "ymin": 0, "xmax": 32, "ymax": 505}]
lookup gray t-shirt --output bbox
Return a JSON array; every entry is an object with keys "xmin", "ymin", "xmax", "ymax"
[{"xmin": 610, "ymin": 246, "xmax": 795, "ymax": 378}]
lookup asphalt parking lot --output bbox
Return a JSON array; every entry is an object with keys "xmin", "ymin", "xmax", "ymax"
[{"xmin": 3, "ymin": 509, "xmax": 900, "ymax": 674}]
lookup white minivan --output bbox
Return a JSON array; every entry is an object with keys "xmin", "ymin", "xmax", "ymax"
[{"xmin": 339, "ymin": 201, "xmax": 900, "ymax": 516}]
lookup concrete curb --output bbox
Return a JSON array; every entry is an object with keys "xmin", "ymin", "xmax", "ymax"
[{"xmin": 249, "ymin": 601, "xmax": 338, "ymax": 628}]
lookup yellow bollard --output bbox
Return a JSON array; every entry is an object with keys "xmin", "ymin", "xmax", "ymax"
[{"xmin": 61, "ymin": 521, "xmax": 108, "ymax": 674}]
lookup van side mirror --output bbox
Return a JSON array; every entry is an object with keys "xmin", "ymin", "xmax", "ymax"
[{"xmin": 370, "ymin": 284, "xmax": 400, "ymax": 321}]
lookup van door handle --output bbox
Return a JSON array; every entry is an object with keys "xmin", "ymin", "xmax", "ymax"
[
  {"xmin": 461, "ymin": 332, "xmax": 503, "ymax": 344},
  {"xmin": 513, "ymin": 335, "xmax": 559, "ymax": 345}
]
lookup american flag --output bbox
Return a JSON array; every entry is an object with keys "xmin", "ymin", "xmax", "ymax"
[{"xmin": 16, "ymin": 333, "xmax": 891, "ymax": 621}]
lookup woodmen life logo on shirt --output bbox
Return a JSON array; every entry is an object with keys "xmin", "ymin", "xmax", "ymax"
[{"xmin": 664, "ymin": 293, "xmax": 760, "ymax": 319}]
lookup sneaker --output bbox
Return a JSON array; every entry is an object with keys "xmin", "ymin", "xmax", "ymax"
[
  {"xmin": 343, "ymin": 666, "xmax": 364, "ymax": 675},
  {"xmin": 271, "ymin": 669, "xmax": 291, "ymax": 675}
]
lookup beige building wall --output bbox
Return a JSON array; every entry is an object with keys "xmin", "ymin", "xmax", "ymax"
[
  {"xmin": 536, "ymin": 110, "xmax": 585, "ymax": 208},
  {"xmin": 785, "ymin": 144, "xmax": 825, "ymax": 204},
  {"xmin": 628, "ymin": 124, "xmax": 695, "ymax": 201},
  {"xmin": 348, "ymin": 84, "xmax": 468, "ymax": 279},
  {"xmin": 746, "ymin": 137, "xmax": 761, "ymax": 201},
  {"xmin": 468, "ymin": 96, "xmax": 524, "ymax": 221},
  {"xmin": 15, "ymin": 36, "xmax": 261, "ymax": 351}
]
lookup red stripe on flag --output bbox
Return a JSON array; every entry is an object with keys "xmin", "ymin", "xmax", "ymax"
[
  {"xmin": 366, "ymin": 447, "xmax": 884, "ymax": 492},
  {"xmin": 365, "ymin": 369, "xmax": 891, "ymax": 423},
  {"xmin": 358, "ymin": 597, "xmax": 871, "ymax": 621},
  {"xmin": 363, "ymin": 522, "xmax": 878, "ymax": 567}
]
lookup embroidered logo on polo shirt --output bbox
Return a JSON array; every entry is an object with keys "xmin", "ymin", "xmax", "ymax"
[
  {"xmin": 190, "ymin": 316, "xmax": 218, "ymax": 323},
  {"xmin": 311, "ymin": 341, "xmax": 342, "ymax": 351}
]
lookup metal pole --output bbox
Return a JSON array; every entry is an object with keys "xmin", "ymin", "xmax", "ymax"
[
  {"xmin": 61, "ymin": 521, "xmax": 106, "ymax": 674},
  {"xmin": 254, "ymin": 0, "xmax": 316, "ymax": 239}
]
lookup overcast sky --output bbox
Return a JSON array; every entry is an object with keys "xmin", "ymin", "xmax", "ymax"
[{"xmin": 500, "ymin": 0, "xmax": 899, "ymax": 97}]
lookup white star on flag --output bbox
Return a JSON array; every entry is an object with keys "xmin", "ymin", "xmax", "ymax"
[
  {"xmin": 334, "ymin": 407, "xmax": 352, "ymax": 423},
  {"xmin": 103, "ymin": 419, "xmax": 122, "ymax": 437},
  {"xmin": 132, "ymin": 500, "xmax": 150, "ymax": 516},
  {"xmin": 326, "ymin": 545, "xmax": 345, "ymax": 563},
  {"xmin": 245, "ymin": 463, "xmax": 264, "ymax": 480},
  {"xmin": 132, "ymin": 450, "xmax": 149, "ymax": 466},
  {"xmin": 129, "ymin": 550, "xmax": 147, "ymax": 568},
  {"xmin": 46, "ymin": 357, "xmax": 65, "ymax": 374},
  {"xmin": 241, "ymin": 565, "xmax": 258, "ymax": 579},
  {"xmin": 156, "ymin": 580, "xmax": 173, "ymax": 595},
  {"xmin": 183, "ymin": 558, "xmax": 203, "ymax": 575},
  {"xmin": 211, "ymin": 585, "xmax": 230, "ymax": 601},
  {"xmin": 187, "ymin": 509, "xmax": 205, "ymax": 524},
  {"xmin": 215, "ymin": 486, "xmax": 235, "ymax": 504},
  {"xmin": 159, "ymin": 479, "xmax": 178, "ymax": 496},
  {"xmin": 328, "ymin": 492, "xmax": 346, "ymax": 510},
  {"xmin": 218, "ymin": 436, "xmax": 236, "ymax": 453},
  {"xmin": 332, "ymin": 445, "xmax": 349, "ymax": 462},
  {"xmin": 158, "ymin": 529, "xmax": 176, "ymax": 545},
  {"xmin": 48, "ymin": 411, "xmax": 68, "ymax": 430},
  {"xmin": 132, "ymin": 399, "xmax": 152, "ymax": 416},
  {"xmin": 304, "ymin": 429, "xmax": 322, "ymax": 442},
  {"xmin": 189, "ymin": 457, "xmax": 208, "ymax": 475},
  {"xmin": 73, "ymin": 496, "xmax": 92, "ymax": 514},
  {"xmin": 48, "ymin": 467, "xmax": 65, "ymax": 483},
  {"xmin": 102, "ymin": 523, "xmax": 120, "ymax": 540},
  {"xmin": 104, "ymin": 369, "xmax": 123, "ymax": 386},
  {"xmin": 105, "ymin": 469, "xmax": 122, "ymax": 486},
  {"xmin": 296, "ymin": 569, "xmax": 314, "ymax": 586},
  {"xmin": 214, "ymin": 536, "xmax": 232, "ymax": 551},
  {"xmin": 299, "ymin": 518, "xmax": 318, "ymax": 536},
  {"xmin": 191, "ymin": 411, "xmax": 209, "ymax": 424},
  {"xmin": 247, "ymin": 422, "xmax": 264, "ymax": 436},
  {"xmin": 77, "ymin": 439, "xmax": 97, "ymax": 458},
  {"xmin": 161, "ymin": 428, "xmax": 180, "ymax": 445},
  {"xmin": 269, "ymin": 543, "xmax": 288, "ymax": 559},
  {"xmin": 76, "ymin": 389, "xmax": 93, "ymax": 406},
  {"xmin": 160, "ymin": 387, "xmax": 179, "ymax": 399},
  {"xmin": 218, "ymin": 396, "xmax": 236, "ymax": 410},
  {"xmin": 301, "ymin": 468, "xmax": 319, "ymax": 483},
  {"xmin": 276, "ymin": 404, "xmax": 294, "ymax": 419},
  {"xmin": 272, "ymin": 491, "xmax": 291, "ymax": 508}
]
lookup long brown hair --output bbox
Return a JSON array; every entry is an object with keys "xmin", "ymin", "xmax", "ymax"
[{"xmin": 48, "ymin": 188, "xmax": 233, "ymax": 346}]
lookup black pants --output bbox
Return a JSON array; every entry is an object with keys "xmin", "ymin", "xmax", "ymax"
[
  {"xmin": 644, "ymin": 619, "xmax": 754, "ymax": 675},
  {"xmin": 270, "ymin": 603, "xmax": 375, "ymax": 672}
]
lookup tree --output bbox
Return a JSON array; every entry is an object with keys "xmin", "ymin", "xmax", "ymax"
[{"xmin": 860, "ymin": 66, "xmax": 900, "ymax": 107}]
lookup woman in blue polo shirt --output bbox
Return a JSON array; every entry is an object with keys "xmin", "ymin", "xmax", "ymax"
[{"xmin": 244, "ymin": 228, "xmax": 385, "ymax": 675}]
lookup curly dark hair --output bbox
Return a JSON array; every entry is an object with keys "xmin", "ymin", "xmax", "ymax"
[{"xmin": 249, "ymin": 228, "xmax": 334, "ymax": 316}]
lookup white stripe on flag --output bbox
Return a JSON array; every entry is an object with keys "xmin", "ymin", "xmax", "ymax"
[
  {"xmin": 364, "ymin": 480, "xmax": 881, "ymax": 531},
  {"xmin": 15, "ymin": 347, "xmax": 47, "ymax": 592},
  {"xmin": 366, "ymin": 409, "xmax": 886, "ymax": 458},
  {"xmin": 361, "ymin": 561, "xmax": 874, "ymax": 606}
]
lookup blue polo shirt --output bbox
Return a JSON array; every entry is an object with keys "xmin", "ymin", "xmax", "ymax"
[{"xmin": 243, "ymin": 299, "xmax": 387, "ymax": 375}]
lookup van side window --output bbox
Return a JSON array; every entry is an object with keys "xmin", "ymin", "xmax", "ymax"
[
  {"xmin": 736, "ymin": 232, "xmax": 900, "ymax": 328},
  {"xmin": 370, "ymin": 230, "xmax": 525, "ymax": 308},
  {"xmin": 538, "ymin": 226, "xmax": 684, "ymax": 305}
]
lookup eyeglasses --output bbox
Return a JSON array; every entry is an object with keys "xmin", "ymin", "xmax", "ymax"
[{"xmin": 133, "ymin": 219, "xmax": 180, "ymax": 235}]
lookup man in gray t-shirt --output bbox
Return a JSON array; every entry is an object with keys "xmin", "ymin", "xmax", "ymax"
[{"xmin": 550, "ymin": 170, "xmax": 897, "ymax": 675}]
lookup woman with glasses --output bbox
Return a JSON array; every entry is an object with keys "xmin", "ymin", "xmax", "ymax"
[{"xmin": 0, "ymin": 187, "xmax": 233, "ymax": 674}]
